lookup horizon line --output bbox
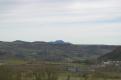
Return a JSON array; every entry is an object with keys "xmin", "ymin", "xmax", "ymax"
[{"xmin": 0, "ymin": 40, "xmax": 121, "ymax": 46}]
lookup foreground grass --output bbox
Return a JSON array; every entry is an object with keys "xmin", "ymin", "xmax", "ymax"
[{"xmin": 0, "ymin": 62, "xmax": 121, "ymax": 80}]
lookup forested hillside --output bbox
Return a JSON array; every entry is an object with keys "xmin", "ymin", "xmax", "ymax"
[{"xmin": 0, "ymin": 40, "xmax": 119, "ymax": 62}]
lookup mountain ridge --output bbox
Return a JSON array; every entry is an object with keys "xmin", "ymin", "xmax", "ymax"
[{"xmin": 0, "ymin": 40, "xmax": 120, "ymax": 62}]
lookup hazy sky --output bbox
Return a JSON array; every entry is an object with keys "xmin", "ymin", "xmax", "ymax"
[{"xmin": 0, "ymin": 0, "xmax": 121, "ymax": 45}]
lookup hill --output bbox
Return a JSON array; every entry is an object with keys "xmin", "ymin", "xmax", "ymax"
[
  {"xmin": 0, "ymin": 40, "xmax": 119, "ymax": 62},
  {"xmin": 99, "ymin": 47, "xmax": 121, "ymax": 61}
]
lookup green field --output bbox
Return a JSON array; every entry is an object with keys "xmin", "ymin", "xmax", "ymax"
[{"xmin": 0, "ymin": 61, "xmax": 121, "ymax": 80}]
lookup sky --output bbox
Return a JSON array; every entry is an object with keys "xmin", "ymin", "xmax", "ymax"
[{"xmin": 0, "ymin": 0, "xmax": 121, "ymax": 45}]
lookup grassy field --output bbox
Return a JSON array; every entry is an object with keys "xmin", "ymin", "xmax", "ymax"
[{"xmin": 0, "ymin": 60, "xmax": 121, "ymax": 80}]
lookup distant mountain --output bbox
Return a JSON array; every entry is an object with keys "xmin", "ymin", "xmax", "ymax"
[
  {"xmin": 49, "ymin": 40, "xmax": 70, "ymax": 44},
  {"xmin": 0, "ymin": 40, "xmax": 120, "ymax": 62},
  {"xmin": 99, "ymin": 47, "xmax": 121, "ymax": 61}
]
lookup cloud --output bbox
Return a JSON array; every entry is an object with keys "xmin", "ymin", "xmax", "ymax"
[
  {"xmin": 0, "ymin": 0, "xmax": 121, "ymax": 24},
  {"xmin": 0, "ymin": 0, "xmax": 121, "ymax": 44}
]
